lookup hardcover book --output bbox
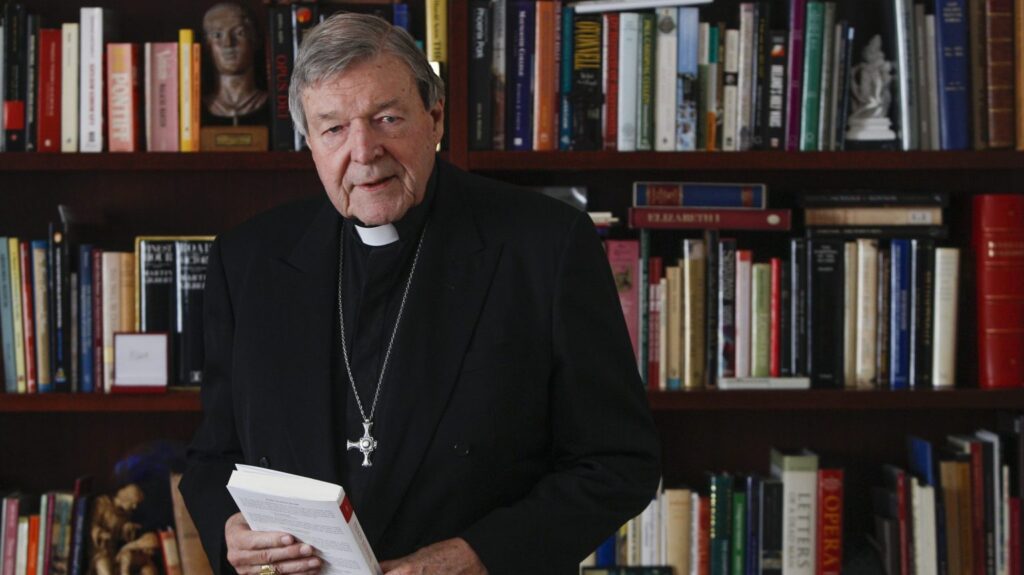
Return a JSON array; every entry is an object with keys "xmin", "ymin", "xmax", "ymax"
[
  {"xmin": 633, "ymin": 182, "xmax": 767, "ymax": 208},
  {"xmin": 629, "ymin": 208, "xmax": 791, "ymax": 232}
]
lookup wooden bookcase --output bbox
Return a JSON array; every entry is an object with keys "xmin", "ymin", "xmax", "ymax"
[{"xmin": 1, "ymin": 0, "xmax": 1023, "ymax": 556}]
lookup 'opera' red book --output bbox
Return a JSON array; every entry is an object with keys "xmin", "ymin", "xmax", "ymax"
[
  {"xmin": 816, "ymin": 469, "xmax": 844, "ymax": 575},
  {"xmin": 973, "ymin": 194, "xmax": 1024, "ymax": 389}
]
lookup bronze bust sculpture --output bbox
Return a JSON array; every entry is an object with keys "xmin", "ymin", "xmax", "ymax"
[{"xmin": 202, "ymin": 2, "xmax": 268, "ymax": 125}]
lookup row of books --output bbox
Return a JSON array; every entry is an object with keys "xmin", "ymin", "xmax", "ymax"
[
  {"xmin": 583, "ymin": 420, "xmax": 1024, "ymax": 575},
  {"xmin": 470, "ymin": 0, "xmax": 1023, "ymax": 153},
  {"xmin": 0, "ymin": 234, "xmax": 213, "ymax": 394},
  {"xmin": 0, "ymin": 473, "xmax": 212, "ymax": 575}
]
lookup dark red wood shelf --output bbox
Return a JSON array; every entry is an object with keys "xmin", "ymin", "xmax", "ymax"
[
  {"xmin": 0, "ymin": 392, "xmax": 201, "ymax": 412},
  {"xmin": 647, "ymin": 388, "xmax": 1024, "ymax": 411},
  {"xmin": 468, "ymin": 150, "xmax": 1024, "ymax": 172},
  {"xmin": 0, "ymin": 151, "xmax": 315, "ymax": 172}
]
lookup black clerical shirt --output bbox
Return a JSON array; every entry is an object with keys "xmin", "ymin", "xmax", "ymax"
[{"xmin": 333, "ymin": 168, "xmax": 437, "ymax": 503}]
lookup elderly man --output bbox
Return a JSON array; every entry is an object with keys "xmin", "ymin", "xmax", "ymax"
[{"xmin": 179, "ymin": 12, "xmax": 660, "ymax": 575}]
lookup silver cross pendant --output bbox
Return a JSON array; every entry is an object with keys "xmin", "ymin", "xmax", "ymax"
[{"xmin": 346, "ymin": 421, "xmax": 378, "ymax": 467}]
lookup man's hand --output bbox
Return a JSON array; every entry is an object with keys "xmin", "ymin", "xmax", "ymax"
[
  {"xmin": 379, "ymin": 538, "xmax": 487, "ymax": 575},
  {"xmin": 224, "ymin": 512, "xmax": 322, "ymax": 575}
]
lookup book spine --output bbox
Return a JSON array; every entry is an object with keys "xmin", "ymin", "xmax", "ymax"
[
  {"xmin": 910, "ymin": 239, "xmax": 936, "ymax": 388},
  {"xmin": 2, "ymin": 498, "xmax": 19, "ymax": 575},
  {"xmin": 723, "ymin": 29, "xmax": 740, "ymax": 151},
  {"xmin": 914, "ymin": 3, "xmax": 931, "ymax": 149},
  {"xmin": 558, "ymin": 5, "xmax": 573, "ymax": 151},
  {"xmin": 984, "ymin": 0, "xmax": 1015, "ymax": 148},
  {"xmin": 633, "ymin": 182, "xmax": 767, "ymax": 208},
  {"xmin": 764, "ymin": 29, "xmax": 787, "ymax": 149},
  {"xmin": 708, "ymin": 473, "xmax": 732, "ymax": 575},
  {"xmin": 799, "ymin": 2, "xmax": 824, "ymax": 151},
  {"xmin": 731, "ymin": 491, "xmax": 747, "ymax": 575},
  {"xmin": 0, "ymin": 241, "xmax": 15, "ymax": 392},
  {"xmin": 718, "ymin": 238, "xmax": 737, "ymax": 381},
  {"xmin": 606, "ymin": 240, "xmax": 641, "ymax": 363},
  {"xmin": 785, "ymin": 0, "xmax": 807, "ymax": 150},
  {"xmin": 138, "ymin": 240, "xmax": 175, "ymax": 334},
  {"xmin": 876, "ymin": 247, "xmax": 891, "ymax": 387},
  {"xmin": 842, "ymin": 241, "xmax": 856, "ymax": 388},
  {"xmin": 791, "ymin": 239, "xmax": 808, "ymax": 377},
  {"xmin": 804, "ymin": 206, "xmax": 944, "ymax": 226},
  {"xmin": 3, "ymin": 3, "xmax": 26, "ymax": 152},
  {"xmin": 91, "ymin": 249, "xmax": 102, "ymax": 393},
  {"xmin": 469, "ymin": 0, "xmax": 493, "ymax": 150},
  {"xmin": 737, "ymin": 3, "xmax": 755, "ymax": 151},
  {"xmin": 8, "ymin": 239, "xmax": 26, "ymax": 393},
  {"xmin": 78, "ymin": 8, "xmax": 105, "ymax": 152},
  {"xmin": 47, "ymin": 224, "xmax": 70, "ymax": 392},
  {"xmin": 178, "ymin": 30, "xmax": 195, "ymax": 152},
  {"xmin": 761, "ymin": 479, "xmax": 783, "ymax": 575},
  {"xmin": 60, "ymin": 23, "xmax": 78, "ymax": 153},
  {"xmin": 779, "ymin": 253, "xmax": 793, "ymax": 376},
  {"xmin": 683, "ymin": 239, "xmax": 706, "ymax": 389},
  {"xmin": 816, "ymin": 3, "xmax": 835, "ymax": 150},
  {"xmin": 600, "ymin": 12, "xmax": 618, "ymax": 150},
  {"xmin": 894, "ymin": 0, "xmax": 919, "ymax": 150},
  {"xmin": 676, "ymin": 8, "xmax": 699, "ymax": 151},
  {"xmin": 648, "ymin": 256, "xmax": 663, "ymax": 390},
  {"xmin": 106, "ymin": 43, "xmax": 138, "ymax": 152},
  {"xmin": 175, "ymin": 240, "xmax": 211, "ymax": 385},
  {"xmin": 268, "ymin": 6, "xmax": 294, "ymax": 151},
  {"xmin": 426, "ymin": 0, "xmax": 447, "ymax": 64},
  {"xmin": 20, "ymin": 241, "xmax": 36, "ymax": 393},
  {"xmin": 969, "ymin": 0, "xmax": 989, "ymax": 149},
  {"xmin": 925, "ymin": 14, "xmax": 942, "ymax": 151},
  {"xmin": 834, "ymin": 24, "xmax": 854, "ymax": 150},
  {"xmin": 704, "ymin": 25, "xmax": 719, "ymax": 151},
  {"xmin": 666, "ymin": 265, "xmax": 682, "ymax": 390},
  {"xmin": 735, "ymin": 250, "xmax": 753, "ymax": 378},
  {"xmin": 23, "ymin": 14, "xmax": 37, "ymax": 152},
  {"xmin": 532, "ymin": 0, "xmax": 556, "ymax": 151},
  {"xmin": 617, "ymin": 13, "xmax": 639, "ymax": 152},
  {"xmin": 933, "ymin": 0, "xmax": 970, "ymax": 149},
  {"xmin": 750, "ymin": 262, "xmax": 771, "ymax": 377},
  {"xmin": 636, "ymin": 13, "xmax": 655, "ymax": 151},
  {"xmin": 817, "ymin": 469, "xmax": 844, "ymax": 575},
  {"xmin": 808, "ymin": 240, "xmax": 844, "ymax": 388},
  {"xmin": 77, "ymin": 245, "xmax": 93, "ymax": 394},
  {"xmin": 101, "ymin": 251, "xmax": 120, "ymax": 393},
  {"xmin": 771, "ymin": 451, "xmax": 818, "ymax": 575},
  {"xmin": 392, "ymin": 4, "xmax": 410, "ymax": 31},
  {"xmin": 770, "ymin": 257, "xmax": 782, "ymax": 377},
  {"xmin": 31, "ymin": 241, "xmax": 51, "ymax": 392},
  {"xmin": 890, "ymin": 239, "xmax": 912, "ymax": 390},
  {"xmin": 703, "ymin": 230, "xmax": 719, "ymax": 388},
  {"xmin": 629, "ymin": 208, "xmax": 790, "ymax": 231},
  {"xmin": 855, "ymin": 239, "xmax": 879, "ymax": 389},
  {"xmin": 149, "ymin": 43, "xmax": 178, "ymax": 152},
  {"xmin": 1018, "ymin": 0, "xmax": 1024, "ymax": 150},
  {"xmin": 37, "ymin": 29, "xmax": 61, "ymax": 153},
  {"xmin": 932, "ymin": 248, "xmax": 960, "ymax": 387},
  {"xmin": 654, "ymin": 8, "xmax": 678, "ymax": 151},
  {"xmin": 507, "ymin": 1, "xmax": 534, "ymax": 151}
]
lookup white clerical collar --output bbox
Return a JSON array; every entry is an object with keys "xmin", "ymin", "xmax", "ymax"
[{"xmin": 354, "ymin": 223, "xmax": 399, "ymax": 246}]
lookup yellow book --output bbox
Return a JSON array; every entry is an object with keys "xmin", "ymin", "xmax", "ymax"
[
  {"xmin": 101, "ymin": 251, "xmax": 123, "ymax": 393},
  {"xmin": 179, "ymin": 30, "xmax": 196, "ymax": 152},
  {"xmin": 683, "ymin": 240, "xmax": 705, "ymax": 389},
  {"xmin": 665, "ymin": 266, "xmax": 682, "ymax": 389},
  {"xmin": 8, "ymin": 238, "xmax": 26, "ymax": 393},
  {"xmin": 31, "ymin": 244, "xmax": 51, "ymax": 391},
  {"xmin": 425, "ymin": 0, "xmax": 447, "ymax": 64},
  {"xmin": 119, "ymin": 252, "xmax": 136, "ymax": 337}
]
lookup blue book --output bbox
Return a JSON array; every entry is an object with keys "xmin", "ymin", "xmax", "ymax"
[
  {"xmin": 675, "ymin": 7, "xmax": 700, "ymax": 151},
  {"xmin": 558, "ymin": 5, "xmax": 574, "ymax": 150},
  {"xmin": 78, "ymin": 244, "xmax": 94, "ymax": 393},
  {"xmin": 593, "ymin": 533, "xmax": 616, "ymax": 566},
  {"xmin": 907, "ymin": 436, "xmax": 937, "ymax": 485},
  {"xmin": 632, "ymin": 182, "xmax": 768, "ymax": 208},
  {"xmin": 890, "ymin": 239, "xmax": 912, "ymax": 389},
  {"xmin": 507, "ymin": 0, "xmax": 535, "ymax": 150},
  {"xmin": 0, "ymin": 238, "xmax": 16, "ymax": 392},
  {"xmin": 745, "ymin": 475, "xmax": 762, "ymax": 575},
  {"xmin": 391, "ymin": 3, "xmax": 409, "ymax": 31},
  {"xmin": 933, "ymin": 0, "xmax": 970, "ymax": 149}
]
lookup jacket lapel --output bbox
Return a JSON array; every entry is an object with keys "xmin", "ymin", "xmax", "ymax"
[
  {"xmin": 355, "ymin": 164, "xmax": 502, "ymax": 544},
  {"xmin": 267, "ymin": 200, "xmax": 341, "ymax": 483}
]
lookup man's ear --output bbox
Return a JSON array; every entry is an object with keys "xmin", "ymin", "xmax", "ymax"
[{"xmin": 430, "ymin": 98, "xmax": 445, "ymax": 145}]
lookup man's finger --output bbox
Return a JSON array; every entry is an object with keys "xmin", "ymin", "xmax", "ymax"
[
  {"xmin": 235, "ymin": 531, "xmax": 297, "ymax": 550},
  {"xmin": 273, "ymin": 556, "xmax": 322, "ymax": 574},
  {"xmin": 234, "ymin": 542, "xmax": 315, "ymax": 567}
]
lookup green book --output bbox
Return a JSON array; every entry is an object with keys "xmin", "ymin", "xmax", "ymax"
[
  {"xmin": 637, "ymin": 12, "xmax": 656, "ymax": 150},
  {"xmin": 751, "ymin": 263, "xmax": 771, "ymax": 377},
  {"xmin": 800, "ymin": 2, "xmax": 825, "ymax": 151},
  {"xmin": 708, "ymin": 472, "xmax": 732, "ymax": 575},
  {"xmin": 731, "ymin": 491, "xmax": 747, "ymax": 575}
]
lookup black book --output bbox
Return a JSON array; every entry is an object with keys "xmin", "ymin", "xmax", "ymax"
[
  {"xmin": 833, "ymin": 22, "xmax": 854, "ymax": 150},
  {"xmin": 876, "ymin": 246, "xmax": 891, "ymax": 387},
  {"xmin": 799, "ymin": 190, "xmax": 950, "ymax": 207},
  {"xmin": 779, "ymin": 257, "xmax": 792, "ymax": 376},
  {"xmin": 804, "ymin": 225, "xmax": 949, "ymax": 240},
  {"xmin": 175, "ymin": 240, "xmax": 212, "ymax": 386},
  {"xmin": 718, "ymin": 238, "xmax": 737, "ymax": 380},
  {"xmin": 910, "ymin": 239, "xmax": 935, "ymax": 388},
  {"xmin": 762, "ymin": 29, "xmax": 787, "ymax": 150},
  {"xmin": 570, "ymin": 12, "xmax": 602, "ymax": 150},
  {"xmin": 704, "ymin": 229, "xmax": 719, "ymax": 388},
  {"xmin": 807, "ymin": 239, "xmax": 845, "ymax": 388},
  {"xmin": 750, "ymin": 1, "xmax": 771, "ymax": 149},
  {"xmin": 468, "ymin": 0, "xmax": 493, "ymax": 150},
  {"xmin": 47, "ymin": 222, "xmax": 71, "ymax": 392},
  {"xmin": 291, "ymin": 3, "xmax": 320, "ymax": 151},
  {"xmin": 759, "ymin": 478, "xmax": 782, "ymax": 575},
  {"xmin": 267, "ymin": 5, "xmax": 295, "ymax": 151},
  {"xmin": 24, "ymin": 12, "xmax": 37, "ymax": 152},
  {"xmin": 3, "ymin": 2, "xmax": 26, "ymax": 151},
  {"xmin": 789, "ymin": 239, "xmax": 807, "ymax": 376},
  {"xmin": 137, "ymin": 239, "xmax": 176, "ymax": 334}
]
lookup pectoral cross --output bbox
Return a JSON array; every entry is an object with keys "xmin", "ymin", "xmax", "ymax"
[{"xmin": 346, "ymin": 421, "xmax": 378, "ymax": 467}]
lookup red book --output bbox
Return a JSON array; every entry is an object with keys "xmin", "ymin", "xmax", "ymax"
[
  {"xmin": 36, "ymin": 29, "xmax": 62, "ymax": 153},
  {"xmin": 973, "ymin": 194, "xmax": 1024, "ymax": 389},
  {"xmin": 648, "ymin": 256, "xmax": 663, "ymax": 390},
  {"xmin": 697, "ymin": 495, "xmax": 710, "ymax": 575},
  {"xmin": 25, "ymin": 515, "xmax": 39, "ymax": 575},
  {"xmin": 1, "ymin": 498, "xmax": 18, "ymax": 575},
  {"xmin": 816, "ymin": 469, "xmax": 844, "ymax": 575},
  {"xmin": 602, "ymin": 13, "xmax": 619, "ymax": 150},
  {"xmin": 606, "ymin": 239, "xmax": 640, "ymax": 359},
  {"xmin": 985, "ymin": 0, "xmax": 1015, "ymax": 148},
  {"xmin": 20, "ymin": 241, "xmax": 36, "ymax": 394},
  {"xmin": 629, "ymin": 207, "xmax": 792, "ymax": 231},
  {"xmin": 770, "ymin": 257, "xmax": 782, "ymax": 377}
]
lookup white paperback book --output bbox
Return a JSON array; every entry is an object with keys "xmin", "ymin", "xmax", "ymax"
[{"xmin": 226, "ymin": 464, "xmax": 381, "ymax": 575}]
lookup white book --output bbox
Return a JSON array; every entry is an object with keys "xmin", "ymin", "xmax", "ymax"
[
  {"xmin": 737, "ymin": 4, "xmax": 755, "ymax": 150},
  {"xmin": 1002, "ymin": 465, "xmax": 1010, "ymax": 575},
  {"xmin": 911, "ymin": 480, "xmax": 938, "ymax": 575},
  {"xmin": 79, "ymin": 8, "xmax": 108, "ymax": 153},
  {"xmin": 734, "ymin": 251, "xmax": 752, "ymax": 378},
  {"xmin": 843, "ymin": 241, "xmax": 858, "ymax": 388},
  {"xmin": 925, "ymin": 14, "xmax": 941, "ymax": 151},
  {"xmin": 817, "ymin": 2, "xmax": 836, "ymax": 150},
  {"xmin": 227, "ymin": 464, "xmax": 381, "ymax": 575},
  {"xmin": 14, "ymin": 518, "xmax": 28, "ymax": 575},
  {"xmin": 855, "ymin": 239, "xmax": 879, "ymax": 389},
  {"xmin": 975, "ymin": 430, "xmax": 1004, "ymax": 575},
  {"xmin": 640, "ymin": 495, "xmax": 658, "ymax": 564},
  {"xmin": 61, "ymin": 23, "xmax": 79, "ymax": 153},
  {"xmin": 574, "ymin": 0, "xmax": 710, "ymax": 13},
  {"xmin": 718, "ymin": 376, "xmax": 811, "ymax": 390},
  {"xmin": 36, "ymin": 495, "xmax": 48, "ymax": 575},
  {"xmin": 617, "ymin": 13, "xmax": 640, "ymax": 152},
  {"xmin": 654, "ymin": 8, "xmax": 678, "ymax": 151},
  {"xmin": 894, "ymin": 0, "xmax": 917, "ymax": 149},
  {"xmin": 722, "ymin": 29, "xmax": 739, "ymax": 151},
  {"xmin": 690, "ymin": 491, "xmax": 700, "ymax": 575},
  {"xmin": 931, "ymin": 247, "xmax": 959, "ymax": 388},
  {"xmin": 770, "ymin": 449, "xmax": 818, "ymax": 575}
]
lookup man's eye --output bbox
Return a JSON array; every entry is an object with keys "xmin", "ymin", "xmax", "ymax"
[
  {"xmin": 379, "ymin": 116, "xmax": 398, "ymax": 124},
  {"xmin": 324, "ymin": 125, "xmax": 343, "ymax": 135}
]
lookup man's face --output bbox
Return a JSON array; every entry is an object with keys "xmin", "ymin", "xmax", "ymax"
[
  {"xmin": 302, "ymin": 54, "xmax": 444, "ymax": 226},
  {"xmin": 204, "ymin": 6, "xmax": 254, "ymax": 75}
]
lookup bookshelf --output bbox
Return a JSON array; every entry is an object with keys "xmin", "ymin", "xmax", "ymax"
[{"xmin": 1, "ymin": 0, "xmax": 1023, "ymax": 568}]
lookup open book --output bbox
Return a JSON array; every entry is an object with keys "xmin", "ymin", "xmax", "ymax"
[{"xmin": 226, "ymin": 465, "xmax": 381, "ymax": 575}]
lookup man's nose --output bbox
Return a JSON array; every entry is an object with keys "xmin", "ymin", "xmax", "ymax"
[{"xmin": 349, "ymin": 122, "xmax": 382, "ymax": 163}]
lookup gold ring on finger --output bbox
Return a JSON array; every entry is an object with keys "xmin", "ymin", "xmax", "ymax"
[{"xmin": 259, "ymin": 564, "xmax": 279, "ymax": 575}]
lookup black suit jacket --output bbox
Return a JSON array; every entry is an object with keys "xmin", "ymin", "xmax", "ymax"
[{"xmin": 179, "ymin": 160, "xmax": 661, "ymax": 574}]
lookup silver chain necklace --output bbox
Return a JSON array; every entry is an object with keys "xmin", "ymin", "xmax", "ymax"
[{"xmin": 338, "ymin": 221, "xmax": 428, "ymax": 467}]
